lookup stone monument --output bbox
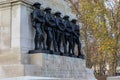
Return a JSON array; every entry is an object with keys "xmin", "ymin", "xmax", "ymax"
[{"xmin": 0, "ymin": 0, "xmax": 97, "ymax": 80}]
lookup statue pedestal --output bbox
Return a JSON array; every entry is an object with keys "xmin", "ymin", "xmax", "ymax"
[
  {"xmin": 25, "ymin": 53, "xmax": 86, "ymax": 78},
  {"xmin": 0, "ymin": 53, "xmax": 97, "ymax": 80}
]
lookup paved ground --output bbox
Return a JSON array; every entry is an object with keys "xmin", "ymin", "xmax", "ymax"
[{"xmin": 0, "ymin": 76, "xmax": 76, "ymax": 80}]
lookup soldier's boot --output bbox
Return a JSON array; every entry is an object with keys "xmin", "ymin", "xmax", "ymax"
[
  {"xmin": 42, "ymin": 42, "xmax": 46, "ymax": 50},
  {"xmin": 46, "ymin": 41, "xmax": 51, "ymax": 51},
  {"xmin": 34, "ymin": 36, "xmax": 39, "ymax": 50},
  {"xmin": 68, "ymin": 49, "xmax": 72, "ymax": 57},
  {"xmin": 77, "ymin": 52, "xmax": 85, "ymax": 59},
  {"xmin": 53, "ymin": 41, "xmax": 58, "ymax": 52}
]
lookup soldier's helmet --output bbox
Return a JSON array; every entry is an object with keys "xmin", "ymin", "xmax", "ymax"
[
  {"xmin": 71, "ymin": 19, "xmax": 77, "ymax": 22},
  {"xmin": 54, "ymin": 11, "xmax": 61, "ymax": 16},
  {"xmin": 33, "ymin": 2, "xmax": 41, "ymax": 7},
  {"xmin": 44, "ymin": 7, "xmax": 51, "ymax": 11},
  {"xmin": 63, "ymin": 15, "xmax": 69, "ymax": 19}
]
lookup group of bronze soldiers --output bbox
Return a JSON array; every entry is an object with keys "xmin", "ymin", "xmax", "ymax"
[{"xmin": 31, "ymin": 2, "xmax": 84, "ymax": 58}]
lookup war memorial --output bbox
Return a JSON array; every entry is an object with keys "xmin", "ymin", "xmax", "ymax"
[{"xmin": 0, "ymin": 0, "xmax": 97, "ymax": 80}]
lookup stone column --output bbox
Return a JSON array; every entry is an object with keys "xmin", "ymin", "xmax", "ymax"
[{"xmin": 0, "ymin": 1, "xmax": 25, "ymax": 78}]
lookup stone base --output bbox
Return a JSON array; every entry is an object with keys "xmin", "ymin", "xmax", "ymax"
[
  {"xmin": 23, "ymin": 53, "xmax": 86, "ymax": 78},
  {"xmin": 0, "ymin": 53, "xmax": 97, "ymax": 80},
  {"xmin": 0, "ymin": 64, "xmax": 24, "ymax": 78},
  {"xmin": 23, "ymin": 53, "xmax": 96, "ymax": 80}
]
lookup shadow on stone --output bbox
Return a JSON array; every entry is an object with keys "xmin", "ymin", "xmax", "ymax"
[{"xmin": 28, "ymin": 50, "xmax": 85, "ymax": 59}]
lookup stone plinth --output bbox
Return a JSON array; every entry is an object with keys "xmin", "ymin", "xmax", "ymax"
[
  {"xmin": 0, "ymin": 53, "xmax": 97, "ymax": 80},
  {"xmin": 22, "ymin": 53, "xmax": 96, "ymax": 80},
  {"xmin": 24, "ymin": 53, "xmax": 86, "ymax": 78},
  {"xmin": 0, "ymin": 65, "xmax": 24, "ymax": 78},
  {"xmin": 29, "ymin": 53, "xmax": 44, "ymax": 66}
]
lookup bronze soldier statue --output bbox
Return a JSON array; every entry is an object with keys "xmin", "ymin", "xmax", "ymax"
[
  {"xmin": 63, "ymin": 15, "xmax": 74, "ymax": 56},
  {"xmin": 54, "ymin": 12, "xmax": 66, "ymax": 54},
  {"xmin": 31, "ymin": 2, "xmax": 45, "ymax": 50},
  {"xmin": 71, "ymin": 19, "xmax": 84, "ymax": 58},
  {"xmin": 44, "ymin": 7, "xmax": 57, "ymax": 52}
]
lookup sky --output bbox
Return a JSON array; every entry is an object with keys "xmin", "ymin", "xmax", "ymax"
[{"xmin": 105, "ymin": 0, "xmax": 119, "ymax": 9}]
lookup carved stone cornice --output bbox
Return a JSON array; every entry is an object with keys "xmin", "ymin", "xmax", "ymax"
[{"xmin": 0, "ymin": 0, "xmax": 33, "ymax": 8}]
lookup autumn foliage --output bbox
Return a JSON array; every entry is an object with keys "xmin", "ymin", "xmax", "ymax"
[{"xmin": 67, "ymin": 0, "xmax": 120, "ymax": 76}]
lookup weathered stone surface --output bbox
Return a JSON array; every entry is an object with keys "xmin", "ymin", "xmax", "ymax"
[
  {"xmin": 22, "ymin": 53, "xmax": 96, "ymax": 80},
  {"xmin": 0, "ymin": 0, "xmax": 21, "ymax": 55},
  {"xmin": 0, "ymin": 53, "xmax": 21, "ymax": 65},
  {"xmin": 0, "ymin": 4, "xmax": 11, "ymax": 49},
  {"xmin": 0, "ymin": 48, "xmax": 21, "ymax": 65},
  {"xmin": 30, "ymin": 53, "xmax": 44, "ymax": 66},
  {"xmin": 0, "ymin": 53, "xmax": 96, "ymax": 79},
  {"xmin": 107, "ymin": 76, "xmax": 120, "ymax": 80},
  {"xmin": 0, "ymin": 64, "xmax": 24, "ymax": 78}
]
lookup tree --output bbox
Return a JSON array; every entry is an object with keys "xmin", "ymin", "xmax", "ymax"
[{"xmin": 67, "ymin": 0, "xmax": 120, "ymax": 76}]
